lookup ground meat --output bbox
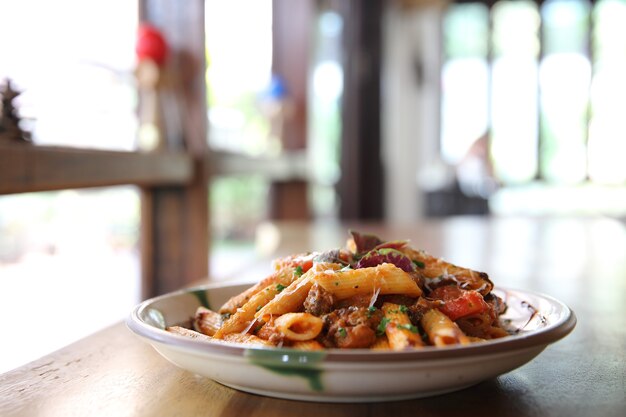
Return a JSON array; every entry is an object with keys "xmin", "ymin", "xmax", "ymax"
[
  {"xmin": 255, "ymin": 320, "xmax": 284, "ymax": 345},
  {"xmin": 335, "ymin": 324, "xmax": 375, "ymax": 348},
  {"xmin": 456, "ymin": 311, "xmax": 510, "ymax": 339},
  {"xmin": 334, "ymin": 294, "xmax": 373, "ymax": 309},
  {"xmin": 321, "ymin": 306, "xmax": 383, "ymax": 348},
  {"xmin": 484, "ymin": 292, "xmax": 507, "ymax": 316},
  {"xmin": 303, "ymin": 283, "xmax": 335, "ymax": 316},
  {"xmin": 376, "ymin": 294, "xmax": 417, "ymax": 308},
  {"xmin": 407, "ymin": 297, "xmax": 443, "ymax": 323}
]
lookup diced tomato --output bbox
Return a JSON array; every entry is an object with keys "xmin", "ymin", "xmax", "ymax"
[
  {"xmin": 273, "ymin": 253, "xmax": 314, "ymax": 273},
  {"xmin": 430, "ymin": 286, "xmax": 489, "ymax": 321}
]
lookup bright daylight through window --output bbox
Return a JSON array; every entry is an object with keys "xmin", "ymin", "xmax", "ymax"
[
  {"xmin": 0, "ymin": 0, "xmax": 140, "ymax": 373},
  {"xmin": 441, "ymin": 0, "xmax": 626, "ymax": 215}
]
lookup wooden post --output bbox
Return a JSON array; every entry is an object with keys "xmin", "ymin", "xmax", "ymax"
[
  {"xmin": 269, "ymin": 0, "xmax": 315, "ymax": 220},
  {"xmin": 337, "ymin": 0, "xmax": 385, "ymax": 220},
  {"xmin": 139, "ymin": 0, "xmax": 209, "ymax": 297}
]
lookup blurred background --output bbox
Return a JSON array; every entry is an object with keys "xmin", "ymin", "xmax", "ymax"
[{"xmin": 1, "ymin": 0, "xmax": 625, "ymax": 372}]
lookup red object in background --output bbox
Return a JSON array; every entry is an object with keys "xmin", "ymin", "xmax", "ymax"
[{"xmin": 136, "ymin": 24, "xmax": 168, "ymax": 66}]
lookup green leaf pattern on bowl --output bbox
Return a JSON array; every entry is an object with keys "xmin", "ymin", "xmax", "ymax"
[
  {"xmin": 190, "ymin": 289, "xmax": 211, "ymax": 309},
  {"xmin": 245, "ymin": 348, "xmax": 327, "ymax": 392}
]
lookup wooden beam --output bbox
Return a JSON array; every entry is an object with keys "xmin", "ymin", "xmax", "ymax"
[
  {"xmin": 0, "ymin": 144, "xmax": 192, "ymax": 194},
  {"xmin": 209, "ymin": 150, "xmax": 309, "ymax": 180}
]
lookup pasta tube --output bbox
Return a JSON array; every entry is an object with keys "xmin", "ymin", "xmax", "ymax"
[
  {"xmin": 222, "ymin": 332, "xmax": 275, "ymax": 347},
  {"xmin": 381, "ymin": 302, "xmax": 424, "ymax": 350},
  {"xmin": 401, "ymin": 247, "xmax": 492, "ymax": 295},
  {"xmin": 370, "ymin": 337, "xmax": 391, "ymax": 350},
  {"xmin": 193, "ymin": 306, "xmax": 222, "ymax": 336},
  {"xmin": 214, "ymin": 283, "xmax": 282, "ymax": 338},
  {"xmin": 166, "ymin": 326, "xmax": 213, "ymax": 342},
  {"xmin": 420, "ymin": 309, "xmax": 470, "ymax": 347},
  {"xmin": 274, "ymin": 312, "xmax": 324, "ymax": 341},
  {"xmin": 313, "ymin": 263, "xmax": 422, "ymax": 300},
  {"xmin": 167, "ymin": 230, "xmax": 511, "ymax": 350},
  {"xmin": 255, "ymin": 263, "xmax": 341, "ymax": 321},
  {"xmin": 219, "ymin": 268, "xmax": 295, "ymax": 315}
]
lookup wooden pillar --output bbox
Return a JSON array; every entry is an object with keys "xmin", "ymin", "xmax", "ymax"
[
  {"xmin": 337, "ymin": 0, "xmax": 385, "ymax": 220},
  {"xmin": 140, "ymin": 158, "xmax": 208, "ymax": 297},
  {"xmin": 270, "ymin": 0, "xmax": 315, "ymax": 220},
  {"xmin": 139, "ymin": 0, "xmax": 209, "ymax": 297}
]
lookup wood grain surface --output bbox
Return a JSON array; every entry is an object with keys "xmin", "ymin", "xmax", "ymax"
[{"xmin": 1, "ymin": 217, "xmax": 625, "ymax": 417}]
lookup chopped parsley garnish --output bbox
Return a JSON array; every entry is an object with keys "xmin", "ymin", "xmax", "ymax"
[
  {"xmin": 294, "ymin": 265, "xmax": 304, "ymax": 277},
  {"xmin": 256, "ymin": 305, "xmax": 262, "ymax": 312},
  {"xmin": 376, "ymin": 317, "xmax": 391, "ymax": 336},
  {"xmin": 398, "ymin": 323, "xmax": 419, "ymax": 333},
  {"xmin": 367, "ymin": 306, "xmax": 377, "ymax": 318},
  {"xmin": 276, "ymin": 283, "xmax": 286, "ymax": 293},
  {"xmin": 334, "ymin": 281, "xmax": 339, "ymax": 286},
  {"xmin": 338, "ymin": 327, "xmax": 347, "ymax": 338},
  {"xmin": 413, "ymin": 260, "xmax": 425, "ymax": 269},
  {"xmin": 399, "ymin": 305, "xmax": 409, "ymax": 313}
]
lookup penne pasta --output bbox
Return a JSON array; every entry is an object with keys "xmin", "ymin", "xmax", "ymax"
[
  {"xmin": 274, "ymin": 312, "xmax": 324, "ymax": 341},
  {"xmin": 401, "ymin": 247, "xmax": 493, "ymax": 295},
  {"xmin": 313, "ymin": 263, "xmax": 422, "ymax": 300},
  {"xmin": 219, "ymin": 268, "xmax": 295, "ymax": 315},
  {"xmin": 255, "ymin": 263, "xmax": 341, "ymax": 321},
  {"xmin": 370, "ymin": 336, "xmax": 391, "ymax": 350},
  {"xmin": 222, "ymin": 332, "xmax": 275, "ymax": 347},
  {"xmin": 170, "ymin": 230, "xmax": 510, "ymax": 351},
  {"xmin": 214, "ymin": 283, "xmax": 282, "ymax": 339},
  {"xmin": 381, "ymin": 302, "xmax": 425, "ymax": 350},
  {"xmin": 254, "ymin": 323, "xmax": 275, "ymax": 341},
  {"xmin": 420, "ymin": 309, "xmax": 470, "ymax": 347},
  {"xmin": 193, "ymin": 306, "xmax": 222, "ymax": 336},
  {"xmin": 167, "ymin": 326, "xmax": 213, "ymax": 342},
  {"xmin": 271, "ymin": 252, "xmax": 316, "ymax": 272},
  {"xmin": 467, "ymin": 336, "xmax": 487, "ymax": 343}
]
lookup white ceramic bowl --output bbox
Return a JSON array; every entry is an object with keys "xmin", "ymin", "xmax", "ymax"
[{"xmin": 127, "ymin": 282, "xmax": 576, "ymax": 402}]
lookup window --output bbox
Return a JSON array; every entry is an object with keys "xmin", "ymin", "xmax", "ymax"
[
  {"xmin": 0, "ymin": 0, "xmax": 140, "ymax": 373},
  {"xmin": 308, "ymin": 7, "xmax": 343, "ymax": 219},
  {"xmin": 204, "ymin": 0, "xmax": 275, "ymax": 266},
  {"xmin": 205, "ymin": 0, "xmax": 274, "ymax": 155},
  {"xmin": 441, "ymin": 0, "xmax": 626, "ymax": 214},
  {"xmin": 0, "ymin": 0, "xmax": 138, "ymax": 150},
  {"xmin": 206, "ymin": 0, "xmax": 343, "ymax": 260}
]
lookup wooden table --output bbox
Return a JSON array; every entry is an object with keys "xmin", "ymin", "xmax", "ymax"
[{"xmin": 1, "ymin": 217, "xmax": 625, "ymax": 416}]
